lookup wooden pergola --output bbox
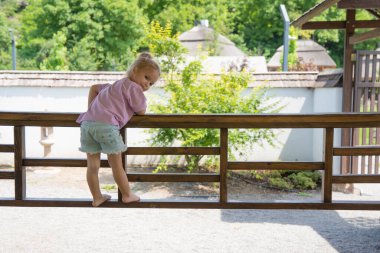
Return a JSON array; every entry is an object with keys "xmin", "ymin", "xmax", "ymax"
[{"xmin": 292, "ymin": 0, "xmax": 380, "ymax": 174}]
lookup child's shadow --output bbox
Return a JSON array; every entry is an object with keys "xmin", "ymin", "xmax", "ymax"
[{"xmin": 221, "ymin": 209, "xmax": 380, "ymax": 252}]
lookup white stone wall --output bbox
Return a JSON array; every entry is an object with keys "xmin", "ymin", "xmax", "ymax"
[{"xmin": 0, "ymin": 85, "xmax": 342, "ymax": 173}]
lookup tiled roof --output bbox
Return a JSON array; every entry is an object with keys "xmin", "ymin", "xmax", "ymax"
[{"xmin": 0, "ymin": 70, "xmax": 343, "ymax": 88}]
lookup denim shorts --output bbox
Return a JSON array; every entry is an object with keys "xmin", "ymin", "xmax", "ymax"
[{"xmin": 79, "ymin": 121, "xmax": 127, "ymax": 154}]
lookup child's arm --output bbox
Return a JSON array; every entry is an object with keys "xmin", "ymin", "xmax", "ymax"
[
  {"xmin": 87, "ymin": 84, "xmax": 103, "ymax": 108},
  {"xmin": 135, "ymin": 109, "xmax": 146, "ymax": 115}
]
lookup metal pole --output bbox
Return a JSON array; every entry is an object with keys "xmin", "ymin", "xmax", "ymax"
[
  {"xmin": 280, "ymin": 4, "xmax": 290, "ymax": 72},
  {"xmin": 9, "ymin": 29, "xmax": 16, "ymax": 70}
]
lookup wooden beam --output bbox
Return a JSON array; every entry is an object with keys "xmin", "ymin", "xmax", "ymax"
[
  {"xmin": 341, "ymin": 9, "xmax": 356, "ymax": 174},
  {"xmin": 14, "ymin": 126, "xmax": 25, "ymax": 200},
  {"xmin": 333, "ymin": 175, "xmax": 380, "ymax": 183},
  {"xmin": 0, "ymin": 144, "xmax": 14, "ymax": 152},
  {"xmin": 302, "ymin": 20, "xmax": 380, "ymax": 30},
  {"xmin": 219, "ymin": 128, "xmax": 228, "ymax": 203},
  {"xmin": 349, "ymin": 28, "xmax": 380, "ymax": 44},
  {"xmin": 128, "ymin": 173, "xmax": 220, "ymax": 182},
  {"xmin": 292, "ymin": 0, "xmax": 340, "ymax": 28},
  {"xmin": 322, "ymin": 128, "xmax": 334, "ymax": 203},
  {"xmin": 228, "ymin": 162, "xmax": 324, "ymax": 171},
  {"xmin": 1, "ymin": 199, "xmax": 380, "ymax": 210},
  {"xmin": 354, "ymin": 20, "xmax": 380, "ymax": 28},
  {"xmin": 338, "ymin": 0, "xmax": 380, "ymax": 9},
  {"xmin": 366, "ymin": 9, "xmax": 380, "ymax": 19},
  {"xmin": 0, "ymin": 171, "xmax": 15, "ymax": 179},
  {"xmin": 302, "ymin": 21, "xmax": 346, "ymax": 30},
  {"xmin": 334, "ymin": 146, "xmax": 380, "ymax": 156},
  {"xmin": 23, "ymin": 158, "xmax": 109, "ymax": 167},
  {"xmin": 126, "ymin": 147, "xmax": 220, "ymax": 155}
]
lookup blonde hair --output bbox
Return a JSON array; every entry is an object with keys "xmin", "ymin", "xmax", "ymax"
[{"xmin": 127, "ymin": 52, "xmax": 161, "ymax": 77}]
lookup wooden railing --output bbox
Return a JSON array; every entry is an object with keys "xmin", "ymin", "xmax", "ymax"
[{"xmin": 0, "ymin": 112, "xmax": 380, "ymax": 209}]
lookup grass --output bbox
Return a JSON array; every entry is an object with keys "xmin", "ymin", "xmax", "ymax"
[{"xmin": 101, "ymin": 184, "xmax": 117, "ymax": 192}]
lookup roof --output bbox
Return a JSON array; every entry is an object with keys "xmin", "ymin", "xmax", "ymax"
[
  {"xmin": 267, "ymin": 39, "xmax": 336, "ymax": 69},
  {"xmin": 0, "ymin": 70, "xmax": 343, "ymax": 88},
  {"xmin": 179, "ymin": 25, "xmax": 246, "ymax": 56}
]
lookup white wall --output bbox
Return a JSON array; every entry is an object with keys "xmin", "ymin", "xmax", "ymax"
[
  {"xmin": 313, "ymin": 88, "xmax": 343, "ymax": 174},
  {"xmin": 0, "ymin": 86, "xmax": 342, "ymax": 168}
]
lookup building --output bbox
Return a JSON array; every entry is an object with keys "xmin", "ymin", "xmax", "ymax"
[
  {"xmin": 267, "ymin": 39, "xmax": 337, "ymax": 72},
  {"xmin": 179, "ymin": 20, "xmax": 268, "ymax": 73}
]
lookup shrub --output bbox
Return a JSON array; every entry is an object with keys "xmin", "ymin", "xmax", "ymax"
[
  {"xmin": 288, "ymin": 172, "xmax": 317, "ymax": 189},
  {"xmin": 252, "ymin": 170, "xmax": 321, "ymax": 191},
  {"xmin": 268, "ymin": 177, "xmax": 293, "ymax": 190},
  {"xmin": 145, "ymin": 22, "xmax": 282, "ymax": 172}
]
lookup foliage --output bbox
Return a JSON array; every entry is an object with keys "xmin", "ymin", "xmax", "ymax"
[
  {"xmin": 0, "ymin": 0, "xmax": 25, "ymax": 69},
  {"xmin": 142, "ymin": 0, "xmax": 235, "ymax": 38},
  {"xmin": 143, "ymin": 21, "xmax": 187, "ymax": 74},
  {"xmin": 253, "ymin": 170, "xmax": 321, "ymax": 190},
  {"xmin": 18, "ymin": 0, "xmax": 147, "ymax": 70},
  {"xmin": 144, "ymin": 22, "xmax": 281, "ymax": 172},
  {"xmin": 39, "ymin": 31, "xmax": 69, "ymax": 70},
  {"xmin": 268, "ymin": 177, "xmax": 294, "ymax": 190},
  {"xmin": 1, "ymin": 1, "xmax": 380, "ymax": 70}
]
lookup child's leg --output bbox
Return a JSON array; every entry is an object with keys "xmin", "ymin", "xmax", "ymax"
[
  {"xmin": 86, "ymin": 153, "xmax": 111, "ymax": 207},
  {"xmin": 107, "ymin": 153, "xmax": 140, "ymax": 203}
]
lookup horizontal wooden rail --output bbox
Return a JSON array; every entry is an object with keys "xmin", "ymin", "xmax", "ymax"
[
  {"xmin": 1, "ymin": 112, "xmax": 380, "ymax": 128},
  {"xmin": 333, "ymin": 146, "xmax": 380, "ymax": 156},
  {"xmin": 0, "ymin": 144, "xmax": 14, "ymax": 152},
  {"xmin": 128, "ymin": 173, "xmax": 219, "ymax": 182},
  {"xmin": 0, "ymin": 199, "xmax": 379, "ymax": 210},
  {"xmin": 228, "ymin": 162, "xmax": 325, "ymax": 170},
  {"xmin": 23, "ymin": 158, "xmax": 110, "ymax": 167},
  {"xmin": 0, "ymin": 171, "xmax": 15, "ymax": 179},
  {"xmin": 126, "ymin": 147, "xmax": 220, "ymax": 155},
  {"xmin": 333, "ymin": 175, "xmax": 380, "ymax": 184}
]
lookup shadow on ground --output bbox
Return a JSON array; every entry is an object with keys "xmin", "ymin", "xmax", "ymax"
[{"xmin": 221, "ymin": 209, "xmax": 380, "ymax": 253}]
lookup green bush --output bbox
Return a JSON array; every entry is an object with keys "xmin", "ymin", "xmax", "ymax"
[
  {"xmin": 288, "ymin": 172, "xmax": 316, "ymax": 189},
  {"xmin": 268, "ymin": 177, "xmax": 293, "ymax": 190},
  {"xmin": 252, "ymin": 170, "xmax": 321, "ymax": 191}
]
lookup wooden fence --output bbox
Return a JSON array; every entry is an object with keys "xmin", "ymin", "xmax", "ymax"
[
  {"xmin": 0, "ymin": 112, "xmax": 380, "ymax": 210},
  {"xmin": 353, "ymin": 50, "xmax": 380, "ymax": 175}
]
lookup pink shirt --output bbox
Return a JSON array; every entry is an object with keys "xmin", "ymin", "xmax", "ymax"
[{"xmin": 76, "ymin": 77, "xmax": 147, "ymax": 129}]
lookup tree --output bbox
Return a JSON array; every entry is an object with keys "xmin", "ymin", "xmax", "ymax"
[
  {"xmin": 39, "ymin": 31, "xmax": 69, "ymax": 70},
  {"xmin": 19, "ymin": 0, "xmax": 147, "ymax": 70},
  {"xmin": 0, "ymin": 0, "xmax": 26, "ymax": 69},
  {"xmin": 142, "ymin": 0, "xmax": 236, "ymax": 37}
]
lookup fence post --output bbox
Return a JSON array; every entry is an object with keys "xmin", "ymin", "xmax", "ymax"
[
  {"xmin": 119, "ymin": 128, "xmax": 127, "ymax": 202},
  {"xmin": 220, "ymin": 128, "xmax": 228, "ymax": 203},
  {"xmin": 323, "ymin": 128, "xmax": 334, "ymax": 203},
  {"xmin": 14, "ymin": 126, "xmax": 26, "ymax": 200}
]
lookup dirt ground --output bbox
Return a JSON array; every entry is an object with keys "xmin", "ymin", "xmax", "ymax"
[
  {"xmin": 0, "ymin": 166, "xmax": 323, "ymax": 202},
  {"xmin": 2, "ymin": 166, "xmax": 378, "ymax": 203}
]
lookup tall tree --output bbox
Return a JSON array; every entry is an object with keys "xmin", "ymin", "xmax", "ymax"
[
  {"xmin": 0, "ymin": 0, "xmax": 26, "ymax": 70},
  {"xmin": 142, "ymin": 0, "xmax": 236, "ymax": 39},
  {"xmin": 19, "ymin": 0, "xmax": 147, "ymax": 70}
]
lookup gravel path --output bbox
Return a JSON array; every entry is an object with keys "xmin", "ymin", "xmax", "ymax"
[
  {"xmin": 0, "ymin": 208, "xmax": 379, "ymax": 253},
  {"xmin": 1, "ymin": 167, "xmax": 380, "ymax": 252}
]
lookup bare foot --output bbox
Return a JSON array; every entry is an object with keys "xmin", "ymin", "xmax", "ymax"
[
  {"xmin": 122, "ymin": 193, "xmax": 140, "ymax": 204},
  {"xmin": 92, "ymin": 194, "xmax": 111, "ymax": 207}
]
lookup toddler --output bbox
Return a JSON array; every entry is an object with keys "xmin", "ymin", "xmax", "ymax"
[{"xmin": 77, "ymin": 52, "xmax": 160, "ymax": 206}]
